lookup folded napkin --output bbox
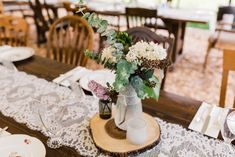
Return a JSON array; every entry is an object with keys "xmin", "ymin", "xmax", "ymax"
[
  {"xmin": 189, "ymin": 102, "xmax": 229, "ymax": 138},
  {"xmin": 0, "ymin": 127, "xmax": 11, "ymax": 138},
  {"xmin": 204, "ymin": 106, "xmax": 229, "ymax": 138},
  {"xmin": 53, "ymin": 66, "xmax": 92, "ymax": 87}
]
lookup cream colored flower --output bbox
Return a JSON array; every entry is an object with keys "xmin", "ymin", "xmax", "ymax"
[
  {"xmin": 101, "ymin": 46, "xmax": 117, "ymax": 63},
  {"xmin": 126, "ymin": 41, "xmax": 167, "ymax": 62},
  {"xmin": 126, "ymin": 50, "xmax": 137, "ymax": 62}
]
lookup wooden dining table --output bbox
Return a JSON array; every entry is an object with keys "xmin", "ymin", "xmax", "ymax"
[
  {"xmin": 2, "ymin": 0, "xmax": 30, "ymax": 13},
  {"xmin": 0, "ymin": 55, "xmax": 202, "ymax": 157}
]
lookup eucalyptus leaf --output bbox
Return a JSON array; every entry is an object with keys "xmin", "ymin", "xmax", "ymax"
[
  {"xmin": 97, "ymin": 26, "xmax": 106, "ymax": 33},
  {"xmin": 148, "ymin": 76, "xmax": 160, "ymax": 99},
  {"xmin": 112, "ymin": 49, "xmax": 123, "ymax": 57},
  {"xmin": 130, "ymin": 75, "xmax": 160, "ymax": 99},
  {"xmin": 87, "ymin": 13, "xmax": 95, "ymax": 25},
  {"xmin": 100, "ymin": 20, "xmax": 108, "ymax": 28},
  {"xmin": 114, "ymin": 43, "xmax": 124, "ymax": 50},
  {"xmin": 92, "ymin": 17, "xmax": 100, "ymax": 27},
  {"xmin": 130, "ymin": 76, "xmax": 146, "ymax": 99},
  {"xmin": 83, "ymin": 12, "xmax": 90, "ymax": 19},
  {"xmin": 142, "ymin": 69, "xmax": 154, "ymax": 80},
  {"xmin": 78, "ymin": 7, "xmax": 86, "ymax": 13},
  {"xmin": 113, "ymin": 59, "xmax": 137, "ymax": 91}
]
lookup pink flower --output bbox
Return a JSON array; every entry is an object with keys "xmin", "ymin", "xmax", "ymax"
[{"xmin": 88, "ymin": 80, "xmax": 109, "ymax": 100}]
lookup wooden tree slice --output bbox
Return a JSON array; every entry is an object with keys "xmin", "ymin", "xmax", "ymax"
[{"xmin": 90, "ymin": 113, "xmax": 160, "ymax": 156}]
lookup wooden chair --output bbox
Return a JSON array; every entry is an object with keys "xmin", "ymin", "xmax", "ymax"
[
  {"xmin": 47, "ymin": 15, "xmax": 94, "ymax": 66},
  {"xmin": 220, "ymin": 49, "xmax": 235, "ymax": 108},
  {"xmin": 125, "ymin": 7, "xmax": 167, "ymax": 31},
  {"xmin": 234, "ymin": 97, "xmax": 235, "ymax": 107},
  {"xmin": 0, "ymin": 1, "xmax": 4, "ymax": 14},
  {"xmin": 204, "ymin": 6, "xmax": 235, "ymax": 70},
  {"xmin": 63, "ymin": 2, "xmax": 77, "ymax": 15},
  {"xmin": 29, "ymin": 0, "xmax": 58, "ymax": 45},
  {"xmin": 126, "ymin": 27, "xmax": 173, "ymax": 90},
  {"xmin": 0, "ymin": 16, "xmax": 29, "ymax": 46},
  {"xmin": 126, "ymin": 7, "xmax": 157, "ymax": 29}
]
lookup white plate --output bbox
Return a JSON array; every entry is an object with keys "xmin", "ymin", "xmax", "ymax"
[
  {"xmin": 0, "ymin": 134, "xmax": 46, "ymax": 157},
  {"xmin": 0, "ymin": 47, "xmax": 35, "ymax": 62},
  {"xmin": 79, "ymin": 69, "xmax": 115, "ymax": 91},
  {"xmin": 0, "ymin": 45, "xmax": 12, "ymax": 53},
  {"xmin": 227, "ymin": 111, "xmax": 235, "ymax": 135}
]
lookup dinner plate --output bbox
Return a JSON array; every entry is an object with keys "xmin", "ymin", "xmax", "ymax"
[
  {"xmin": 79, "ymin": 69, "xmax": 115, "ymax": 91},
  {"xmin": 227, "ymin": 111, "xmax": 235, "ymax": 135},
  {"xmin": 0, "ymin": 45, "xmax": 12, "ymax": 53},
  {"xmin": 0, "ymin": 134, "xmax": 46, "ymax": 157},
  {"xmin": 0, "ymin": 47, "xmax": 35, "ymax": 62}
]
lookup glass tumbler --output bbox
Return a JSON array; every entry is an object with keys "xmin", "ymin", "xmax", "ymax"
[
  {"xmin": 127, "ymin": 117, "xmax": 147, "ymax": 145},
  {"xmin": 99, "ymin": 100, "xmax": 112, "ymax": 119},
  {"xmin": 221, "ymin": 110, "xmax": 235, "ymax": 154}
]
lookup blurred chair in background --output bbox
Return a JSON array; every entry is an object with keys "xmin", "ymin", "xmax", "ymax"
[
  {"xmin": 0, "ymin": 1, "xmax": 4, "ymax": 14},
  {"xmin": 63, "ymin": 2, "xmax": 76, "ymax": 15},
  {"xmin": 2, "ymin": 1, "xmax": 32, "ymax": 18},
  {"xmin": 204, "ymin": 6, "xmax": 235, "ymax": 70},
  {"xmin": 234, "ymin": 97, "xmax": 235, "ymax": 107},
  {"xmin": 47, "ymin": 15, "xmax": 93, "ymax": 66},
  {"xmin": 0, "ymin": 15, "xmax": 28, "ymax": 46},
  {"xmin": 220, "ymin": 49, "xmax": 235, "ymax": 108},
  {"xmin": 29, "ymin": 0, "xmax": 58, "ymax": 46},
  {"xmin": 125, "ymin": 7, "xmax": 167, "ymax": 32},
  {"xmin": 126, "ymin": 27, "xmax": 173, "ymax": 89},
  {"xmin": 126, "ymin": 7, "xmax": 157, "ymax": 30}
]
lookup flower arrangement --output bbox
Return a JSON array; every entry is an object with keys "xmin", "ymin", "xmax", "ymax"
[
  {"xmin": 88, "ymin": 80, "xmax": 109, "ymax": 101},
  {"xmin": 78, "ymin": 0, "xmax": 170, "ymax": 100},
  {"xmin": 88, "ymin": 80, "xmax": 118, "ymax": 103}
]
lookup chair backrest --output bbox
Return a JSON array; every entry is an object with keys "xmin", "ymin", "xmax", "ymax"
[
  {"xmin": 217, "ymin": 6, "xmax": 235, "ymax": 22},
  {"xmin": 125, "ymin": 7, "xmax": 157, "ymax": 29},
  {"xmin": 220, "ymin": 49, "xmax": 235, "ymax": 108},
  {"xmin": 126, "ymin": 27, "xmax": 173, "ymax": 89},
  {"xmin": 63, "ymin": 2, "xmax": 75, "ymax": 14},
  {"xmin": 47, "ymin": 15, "xmax": 94, "ymax": 66},
  {"xmin": 234, "ymin": 97, "xmax": 235, "ymax": 107},
  {"xmin": 28, "ymin": 0, "xmax": 58, "ymax": 45},
  {"xmin": 0, "ymin": 16, "xmax": 29, "ymax": 46}
]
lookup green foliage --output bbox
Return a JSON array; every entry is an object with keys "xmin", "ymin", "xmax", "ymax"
[
  {"xmin": 147, "ymin": 76, "xmax": 160, "ymax": 99},
  {"xmin": 141, "ymin": 69, "xmax": 154, "ymax": 80},
  {"xmin": 130, "ymin": 75, "xmax": 160, "ymax": 99},
  {"xmin": 84, "ymin": 50, "xmax": 116, "ymax": 70},
  {"xmin": 83, "ymin": 12, "xmax": 90, "ymax": 18},
  {"xmin": 113, "ymin": 59, "xmax": 137, "ymax": 91},
  {"xmin": 84, "ymin": 50, "xmax": 98, "ymax": 60},
  {"xmin": 130, "ymin": 76, "xmax": 146, "ymax": 99},
  {"xmin": 81, "ymin": 12, "xmax": 117, "ymax": 46},
  {"xmin": 116, "ymin": 32, "xmax": 132, "ymax": 47}
]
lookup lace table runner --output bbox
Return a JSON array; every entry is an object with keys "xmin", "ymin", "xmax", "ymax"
[{"xmin": 0, "ymin": 66, "xmax": 234, "ymax": 157}]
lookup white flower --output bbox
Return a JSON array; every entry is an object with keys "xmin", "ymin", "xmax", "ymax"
[
  {"xmin": 126, "ymin": 50, "xmax": 137, "ymax": 62},
  {"xmin": 126, "ymin": 41, "xmax": 167, "ymax": 62},
  {"xmin": 101, "ymin": 46, "xmax": 117, "ymax": 63}
]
